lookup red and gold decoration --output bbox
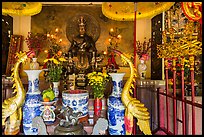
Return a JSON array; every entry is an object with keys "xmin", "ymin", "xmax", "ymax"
[
  {"xmin": 2, "ymin": 2, "xmax": 42, "ymax": 16},
  {"xmin": 102, "ymin": 2, "xmax": 175, "ymax": 21},
  {"xmin": 157, "ymin": 19, "xmax": 202, "ymax": 135},
  {"xmin": 181, "ymin": 2, "xmax": 202, "ymax": 24}
]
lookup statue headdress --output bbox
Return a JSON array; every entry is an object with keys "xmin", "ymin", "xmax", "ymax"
[{"xmin": 78, "ymin": 16, "xmax": 86, "ymax": 27}]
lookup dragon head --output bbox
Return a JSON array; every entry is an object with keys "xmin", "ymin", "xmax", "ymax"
[{"xmin": 15, "ymin": 50, "xmax": 35, "ymax": 63}]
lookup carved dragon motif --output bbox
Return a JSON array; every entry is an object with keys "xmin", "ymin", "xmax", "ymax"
[
  {"xmin": 2, "ymin": 51, "xmax": 34, "ymax": 134},
  {"xmin": 111, "ymin": 49, "xmax": 151, "ymax": 135}
]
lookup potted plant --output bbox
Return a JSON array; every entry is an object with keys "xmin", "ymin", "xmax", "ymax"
[{"xmin": 87, "ymin": 71, "xmax": 110, "ymax": 116}]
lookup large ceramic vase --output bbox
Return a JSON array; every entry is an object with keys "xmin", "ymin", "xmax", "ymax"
[
  {"xmin": 62, "ymin": 90, "xmax": 89, "ymax": 123},
  {"xmin": 107, "ymin": 73, "xmax": 126, "ymax": 135},
  {"xmin": 22, "ymin": 70, "xmax": 43, "ymax": 135}
]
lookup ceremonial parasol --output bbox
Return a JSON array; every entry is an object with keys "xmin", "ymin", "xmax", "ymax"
[
  {"xmin": 102, "ymin": 2, "xmax": 175, "ymax": 21},
  {"xmin": 2, "ymin": 2, "xmax": 42, "ymax": 16}
]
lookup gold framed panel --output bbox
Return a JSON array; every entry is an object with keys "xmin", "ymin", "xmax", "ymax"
[{"xmin": 6, "ymin": 35, "xmax": 23, "ymax": 76}]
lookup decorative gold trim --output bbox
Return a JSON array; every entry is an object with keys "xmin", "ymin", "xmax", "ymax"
[
  {"xmin": 102, "ymin": 2, "xmax": 175, "ymax": 21},
  {"xmin": 2, "ymin": 2, "xmax": 42, "ymax": 16},
  {"xmin": 164, "ymin": 59, "xmax": 169, "ymax": 70},
  {"xmin": 181, "ymin": 2, "xmax": 202, "ymax": 22},
  {"xmin": 157, "ymin": 21, "xmax": 202, "ymax": 58},
  {"xmin": 189, "ymin": 55, "xmax": 195, "ymax": 66}
]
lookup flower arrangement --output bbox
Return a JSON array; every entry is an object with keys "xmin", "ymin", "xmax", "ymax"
[
  {"xmin": 44, "ymin": 54, "xmax": 67, "ymax": 82},
  {"xmin": 136, "ymin": 38, "xmax": 151, "ymax": 61},
  {"xmin": 25, "ymin": 32, "xmax": 46, "ymax": 57},
  {"xmin": 87, "ymin": 71, "xmax": 110, "ymax": 99}
]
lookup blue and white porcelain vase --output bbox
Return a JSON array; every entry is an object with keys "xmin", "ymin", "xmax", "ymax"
[
  {"xmin": 107, "ymin": 73, "xmax": 126, "ymax": 135},
  {"xmin": 22, "ymin": 70, "xmax": 43, "ymax": 135},
  {"xmin": 62, "ymin": 90, "xmax": 89, "ymax": 119}
]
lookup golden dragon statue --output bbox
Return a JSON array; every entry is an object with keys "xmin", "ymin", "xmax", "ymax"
[
  {"xmin": 111, "ymin": 48, "xmax": 152, "ymax": 135},
  {"xmin": 2, "ymin": 51, "xmax": 34, "ymax": 135}
]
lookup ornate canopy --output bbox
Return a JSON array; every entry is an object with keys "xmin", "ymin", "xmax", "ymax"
[
  {"xmin": 2, "ymin": 2, "xmax": 42, "ymax": 16},
  {"xmin": 102, "ymin": 2, "xmax": 175, "ymax": 21}
]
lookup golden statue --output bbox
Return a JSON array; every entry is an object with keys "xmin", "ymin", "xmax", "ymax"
[
  {"xmin": 2, "ymin": 51, "xmax": 34, "ymax": 135},
  {"xmin": 111, "ymin": 48, "xmax": 151, "ymax": 135}
]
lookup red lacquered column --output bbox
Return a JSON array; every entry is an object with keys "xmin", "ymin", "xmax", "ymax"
[
  {"xmin": 189, "ymin": 55, "xmax": 195, "ymax": 135},
  {"xmin": 164, "ymin": 58, "xmax": 169, "ymax": 133},
  {"xmin": 133, "ymin": 2, "xmax": 137, "ymax": 135},
  {"xmin": 180, "ymin": 56, "xmax": 186, "ymax": 135},
  {"xmin": 172, "ymin": 57, "xmax": 177, "ymax": 135}
]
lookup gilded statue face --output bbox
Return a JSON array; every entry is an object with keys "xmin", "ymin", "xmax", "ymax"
[{"xmin": 79, "ymin": 25, "xmax": 86, "ymax": 36}]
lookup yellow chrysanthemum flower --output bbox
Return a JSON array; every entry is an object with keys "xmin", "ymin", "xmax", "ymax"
[
  {"xmin": 87, "ymin": 71, "xmax": 110, "ymax": 99},
  {"xmin": 58, "ymin": 57, "xmax": 67, "ymax": 62},
  {"xmin": 52, "ymin": 58, "xmax": 60, "ymax": 65},
  {"xmin": 44, "ymin": 58, "xmax": 49, "ymax": 63}
]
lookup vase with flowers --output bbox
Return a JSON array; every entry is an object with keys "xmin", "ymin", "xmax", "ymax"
[
  {"xmin": 87, "ymin": 71, "xmax": 110, "ymax": 117},
  {"xmin": 25, "ymin": 32, "xmax": 46, "ymax": 69},
  {"xmin": 44, "ymin": 54, "xmax": 67, "ymax": 98},
  {"xmin": 136, "ymin": 38, "xmax": 151, "ymax": 79}
]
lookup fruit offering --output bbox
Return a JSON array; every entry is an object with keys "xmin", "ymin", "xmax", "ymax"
[{"xmin": 42, "ymin": 88, "xmax": 55, "ymax": 102}]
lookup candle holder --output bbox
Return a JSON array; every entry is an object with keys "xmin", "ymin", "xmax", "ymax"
[{"xmin": 108, "ymin": 27, "xmax": 122, "ymax": 49}]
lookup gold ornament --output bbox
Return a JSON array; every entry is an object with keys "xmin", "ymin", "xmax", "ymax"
[
  {"xmin": 180, "ymin": 57, "xmax": 185, "ymax": 71},
  {"xmin": 172, "ymin": 58, "xmax": 177, "ymax": 71},
  {"xmin": 181, "ymin": 2, "xmax": 202, "ymax": 23},
  {"xmin": 189, "ymin": 55, "xmax": 194, "ymax": 65},
  {"xmin": 164, "ymin": 59, "xmax": 169, "ymax": 70},
  {"xmin": 178, "ymin": 21, "xmax": 202, "ymax": 56},
  {"xmin": 111, "ymin": 48, "xmax": 151, "ymax": 135},
  {"xmin": 157, "ymin": 20, "xmax": 202, "ymax": 58},
  {"xmin": 2, "ymin": 51, "xmax": 30, "ymax": 135}
]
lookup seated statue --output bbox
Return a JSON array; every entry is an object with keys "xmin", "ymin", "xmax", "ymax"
[
  {"xmin": 66, "ymin": 16, "xmax": 98, "ymax": 89},
  {"xmin": 67, "ymin": 16, "xmax": 97, "ymax": 74}
]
